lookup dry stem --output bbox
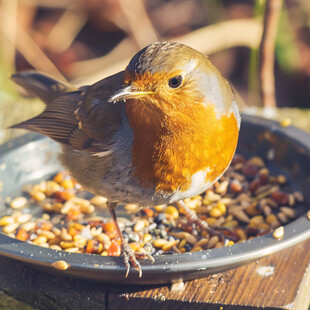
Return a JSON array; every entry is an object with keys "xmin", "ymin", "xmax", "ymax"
[{"xmin": 259, "ymin": 0, "xmax": 283, "ymax": 108}]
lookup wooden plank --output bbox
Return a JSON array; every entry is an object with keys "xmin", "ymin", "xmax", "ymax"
[
  {"xmin": 109, "ymin": 239, "xmax": 310, "ymax": 310},
  {"xmin": 0, "ymin": 256, "xmax": 109, "ymax": 310}
]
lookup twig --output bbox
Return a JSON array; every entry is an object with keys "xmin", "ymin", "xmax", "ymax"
[
  {"xmin": 1, "ymin": 21, "xmax": 67, "ymax": 83},
  {"xmin": 47, "ymin": 7, "xmax": 88, "ymax": 53},
  {"xmin": 118, "ymin": 0, "xmax": 158, "ymax": 49},
  {"xmin": 259, "ymin": 0, "xmax": 283, "ymax": 109},
  {"xmin": 70, "ymin": 37, "xmax": 136, "ymax": 79},
  {"xmin": 18, "ymin": 0, "xmax": 78, "ymax": 9},
  {"xmin": 0, "ymin": 0, "xmax": 18, "ymax": 86}
]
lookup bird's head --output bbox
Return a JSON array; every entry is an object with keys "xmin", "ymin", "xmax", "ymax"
[
  {"xmin": 109, "ymin": 41, "xmax": 237, "ymax": 120},
  {"xmin": 108, "ymin": 42, "xmax": 240, "ymax": 193}
]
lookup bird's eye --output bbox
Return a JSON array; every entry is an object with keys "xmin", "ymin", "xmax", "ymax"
[{"xmin": 168, "ymin": 75, "xmax": 182, "ymax": 88}]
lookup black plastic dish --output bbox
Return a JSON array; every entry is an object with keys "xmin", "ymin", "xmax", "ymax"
[{"xmin": 0, "ymin": 114, "xmax": 309, "ymax": 284}]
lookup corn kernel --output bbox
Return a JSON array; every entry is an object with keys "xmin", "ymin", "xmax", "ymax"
[
  {"xmin": 209, "ymin": 207, "xmax": 222, "ymax": 218},
  {"xmin": 164, "ymin": 206, "xmax": 179, "ymax": 219}
]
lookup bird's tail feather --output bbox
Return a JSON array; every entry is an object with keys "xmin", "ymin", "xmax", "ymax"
[
  {"xmin": 10, "ymin": 71, "xmax": 76, "ymax": 104},
  {"xmin": 10, "ymin": 71, "xmax": 81, "ymax": 144}
]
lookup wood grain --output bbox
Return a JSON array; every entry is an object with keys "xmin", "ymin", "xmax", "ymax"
[
  {"xmin": 109, "ymin": 238, "xmax": 310, "ymax": 310},
  {"xmin": 0, "ymin": 256, "xmax": 109, "ymax": 310}
]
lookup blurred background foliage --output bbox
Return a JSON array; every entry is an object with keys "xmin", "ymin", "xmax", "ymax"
[{"xmin": 0, "ymin": 0, "xmax": 309, "ymax": 143}]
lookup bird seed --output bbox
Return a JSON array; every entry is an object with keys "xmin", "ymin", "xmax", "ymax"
[{"xmin": 0, "ymin": 154, "xmax": 306, "ymax": 259}]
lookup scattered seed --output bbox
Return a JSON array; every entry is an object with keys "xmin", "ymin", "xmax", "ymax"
[
  {"xmin": 153, "ymin": 239, "xmax": 168, "ymax": 248},
  {"xmin": 143, "ymin": 233, "xmax": 152, "ymax": 244},
  {"xmin": 262, "ymin": 205, "xmax": 272, "ymax": 217},
  {"xmin": 249, "ymin": 215, "xmax": 264, "ymax": 226},
  {"xmin": 90, "ymin": 196, "xmax": 107, "ymax": 207},
  {"xmin": 266, "ymin": 198, "xmax": 278, "ymax": 208},
  {"xmin": 194, "ymin": 238, "xmax": 209, "ymax": 248},
  {"xmin": 280, "ymin": 118, "xmax": 292, "ymax": 127},
  {"xmin": 10, "ymin": 197, "xmax": 27, "ymax": 209},
  {"xmin": 248, "ymin": 156, "xmax": 265, "ymax": 167},
  {"xmin": 280, "ymin": 207, "xmax": 295, "ymax": 219},
  {"xmin": 234, "ymin": 163, "xmax": 244, "ymax": 171},
  {"xmin": 277, "ymin": 212, "xmax": 288, "ymax": 224},
  {"xmin": 242, "ymin": 163, "xmax": 259, "ymax": 177},
  {"xmin": 16, "ymin": 214, "xmax": 32, "ymax": 224},
  {"xmin": 162, "ymin": 240, "xmax": 179, "ymax": 251},
  {"xmin": 60, "ymin": 241, "xmax": 76, "ymax": 249},
  {"xmin": 209, "ymin": 206, "xmax": 223, "ymax": 218},
  {"xmin": 277, "ymin": 175, "xmax": 287, "ymax": 185},
  {"xmin": 36, "ymin": 229, "xmax": 55, "ymax": 239},
  {"xmin": 21, "ymin": 222, "xmax": 36, "ymax": 232},
  {"xmin": 134, "ymin": 220, "xmax": 145, "ymax": 232},
  {"xmin": 266, "ymin": 214, "xmax": 281, "ymax": 228},
  {"xmin": 30, "ymin": 191, "xmax": 46, "ymax": 201},
  {"xmin": 0, "ymin": 216, "xmax": 15, "ymax": 226},
  {"xmin": 233, "ymin": 210, "xmax": 250, "ymax": 223},
  {"xmin": 154, "ymin": 205, "xmax": 166, "ymax": 212},
  {"xmin": 42, "ymin": 213, "xmax": 50, "ymax": 221},
  {"xmin": 61, "ymin": 228, "xmax": 73, "ymax": 241},
  {"xmin": 230, "ymin": 179, "xmax": 243, "ymax": 193},
  {"xmin": 254, "ymin": 184, "xmax": 273, "ymax": 196},
  {"xmin": 225, "ymin": 240, "xmax": 235, "ymax": 247},
  {"xmin": 256, "ymin": 265, "xmax": 275, "ymax": 277},
  {"xmin": 183, "ymin": 232, "xmax": 197, "ymax": 245},
  {"xmin": 207, "ymin": 236, "xmax": 219, "ymax": 249},
  {"xmin": 273, "ymin": 226, "xmax": 284, "ymax": 239},
  {"xmin": 0, "ymin": 151, "xmax": 304, "ymax": 259},
  {"xmin": 46, "ymin": 181, "xmax": 60, "ymax": 196},
  {"xmin": 65, "ymin": 247, "xmax": 79, "ymax": 253},
  {"xmin": 164, "ymin": 206, "xmax": 179, "ymax": 219},
  {"xmin": 216, "ymin": 180, "xmax": 229, "ymax": 195},
  {"xmin": 246, "ymin": 203, "xmax": 261, "ymax": 216},
  {"xmin": 3, "ymin": 223, "xmax": 19, "ymax": 234},
  {"xmin": 191, "ymin": 246, "xmax": 203, "ymax": 252},
  {"xmin": 271, "ymin": 191, "xmax": 289, "ymax": 205},
  {"xmin": 294, "ymin": 192, "xmax": 304, "ymax": 203},
  {"xmin": 124, "ymin": 204, "xmax": 140, "ymax": 213},
  {"xmin": 16, "ymin": 228, "xmax": 29, "ymax": 241},
  {"xmin": 170, "ymin": 281, "xmax": 185, "ymax": 292},
  {"xmin": 32, "ymin": 235, "xmax": 48, "ymax": 245},
  {"xmin": 288, "ymin": 194, "xmax": 295, "ymax": 207},
  {"xmin": 51, "ymin": 260, "xmax": 70, "ymax": 270}
]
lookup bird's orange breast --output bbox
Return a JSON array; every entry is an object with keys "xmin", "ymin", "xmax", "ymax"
[{"xmin": 126, "ymin": 99, "xmax": 239, "ymax": 194}]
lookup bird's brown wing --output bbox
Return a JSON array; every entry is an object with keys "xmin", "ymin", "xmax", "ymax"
[{"xmin": 11, "ymin": 71, "xmax": 125, "ymax": 154}]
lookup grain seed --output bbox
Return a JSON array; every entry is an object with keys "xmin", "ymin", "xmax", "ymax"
[{"xmin": 273, "ymin": 226, "xmax": 284, "ymax": 239}]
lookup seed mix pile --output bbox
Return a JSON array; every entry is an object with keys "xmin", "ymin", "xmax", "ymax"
[{"xmin": 0, "ymin": 154, "xmax": 305, "ymax": 257}]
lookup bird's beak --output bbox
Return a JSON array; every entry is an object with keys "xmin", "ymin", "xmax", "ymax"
[{"xmin": 108, "ymin": 85, "xmax": 154, "ymax": 103}]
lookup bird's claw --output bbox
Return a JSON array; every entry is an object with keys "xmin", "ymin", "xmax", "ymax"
[
  {"xmin": 186, "ymin": 209, "xmax": 209, "ymax": 230},
  {"xmin": 122, "ymin": 244, "xmax": 142, "ymax": 278},
  {"xmin": 177, "ymin": 200, "xmax": 217, "ymax": 235},
  {"xmin": 122, "ymin": 244, "xmax": 154, "ymax": 278}
]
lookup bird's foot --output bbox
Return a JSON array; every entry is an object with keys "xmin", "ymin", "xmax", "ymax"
[
  {"xmin": 122, "ymin": 243, "xmax": 155, "ymax": 278},
  {"xmin": 184, "ymin": 207, "xmax": 210, "ymax": 230},
  {"xmin": 176, "ymin": 200, "xmax": 215, "ymax": 234}
]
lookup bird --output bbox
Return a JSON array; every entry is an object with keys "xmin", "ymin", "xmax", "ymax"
[{"xmin": 11, "ymin": 41, "xmax": 240, "ymax": 278}]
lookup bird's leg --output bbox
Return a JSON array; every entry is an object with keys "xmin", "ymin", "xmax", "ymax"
[
  {"xmin": 176, "ymin": 200, "xmax": 213, "ymax": 233},
  {"xmin": 108, "ymin": 203, "xmax": 154, "ymax": 278},
  {"xmin": 176, "ymin": 200, "xmax": 228, "ymax": 241}
]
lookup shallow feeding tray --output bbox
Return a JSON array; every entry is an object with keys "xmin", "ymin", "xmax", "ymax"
[{"xmin": 0, "ymin": 114, "xmax": 309, "ymax": 285}]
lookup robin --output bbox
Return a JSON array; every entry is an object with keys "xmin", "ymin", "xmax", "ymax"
[{"xmin": 11, "ymin": 42, "xmax": 240, "ymax": 277}]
